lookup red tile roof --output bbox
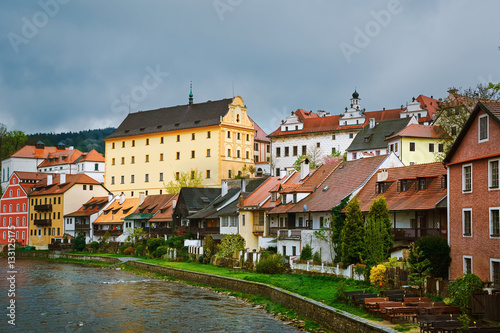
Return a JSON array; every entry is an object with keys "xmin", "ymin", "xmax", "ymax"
[
  {"xmin": 250, "ymin": 117, "xmax": 270, "ymax": 143},
  {"xmin": 385, "ymin": 124, "xmax": 451, "ymax": 140},
  {"xmin": 94, "ymin": 198, "xmax": 140, "ymax": 224},
  {"xmin": 29, "ymin": 174, "xmax": 102, "ymax": 196},
  {"xmin": 416, "ymin": 95, "xmax": 441, "ymax": 122},
  {"xmin": 65, "ymin": 196, "xmax": 110, "ymax": 217},
  {"xmin": 354, "ymin": 162, "xmax": 447, "ymax": 212},
  {"xmin": 149, "ymin": 194, "xmax": 178, "ymax": 222},
  {"xmin": 37, "ymin": 149, "xmax": 83, "ymax": 168},
  {"xmin": 134, "ymin": 194, "xmax": 176, "ymax": 215}
]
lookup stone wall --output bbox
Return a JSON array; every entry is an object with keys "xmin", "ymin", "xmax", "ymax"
[
  {"xmin": 14, "ymin": 251, "xmax": 121, "ymax": 264},
  {"xmin": 127, "ymin": 261, "xmax": 396, "ymax": 333}
]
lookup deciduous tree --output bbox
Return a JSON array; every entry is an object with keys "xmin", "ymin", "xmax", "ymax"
[{"xmin": 164, "ymin": 168, "xmax": 203, "ymax": 193}]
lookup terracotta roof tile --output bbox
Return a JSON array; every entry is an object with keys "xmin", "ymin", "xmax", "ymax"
[
  {"xmin": 30, "ymin": 174, "xmax": 102, "ymax": 196},
  {"xmin": 7, "ymin": 145, "xmax": 67, "ymax": 159},
  {"xmin": 149, "ymin": 194, "xmax": 178, "ymax": 222},
  {"xmin": 385, "ymin": 124, "xmax": 451, "ymax": 140},
  {"xmin": 94, "ymin": 198, "xmax": 140, "ymax": 224},
  {"xmin": 37, "ymin": 149, "xmax": 83, "ymax": 168},
  {"xmin": 79, "ymin": 149, "xmax": 105, "ymax": 162},
  {"xmin": 65, "ymin": 196, "xmax": 110, "ymax": 217}
]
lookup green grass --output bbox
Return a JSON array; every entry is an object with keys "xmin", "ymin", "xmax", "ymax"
[{"xmin": 393, "ymin": 323, "xmax": 418, "ymax": 332}]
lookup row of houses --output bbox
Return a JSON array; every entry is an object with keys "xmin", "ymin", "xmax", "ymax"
[{"xmin": 0, "ymin": 89, "xmax": 498, "ymax": 286}]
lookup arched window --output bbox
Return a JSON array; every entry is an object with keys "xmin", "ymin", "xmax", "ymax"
[
  {"xmin": 2, "ymin": 217, "xmax": 5, "ymax": 227},
  {"xmin": 9, "ymin": 217, "xmax": 12, "ymax": 226},
  {"xmin": 9, "ymin": 190, "xmax": 12, "ymax": 197},
  {"xmin": 9, "ymin": 204, "xmax": 12, "ymax": 212},
  {"xmin": 23, "ymin": 217, "xmax": 26, "ymax": 226},
  {"xmin": 16, "ymin": 204, "xmax": 19, "ymax": 212},
  {"xmin": 17, "ymin": 189, "xmax": 20, "ymax": 196},
  {"xmin": 16, "ymin": 217, "xmax": 19, "ymax": 226},
  {"xmin": 2, "ymin": 205, "xmax": 5, "ymax": 213},
  {"xmin": 23, "ymin": 203, "xmax": 26, "ymax": 211}
]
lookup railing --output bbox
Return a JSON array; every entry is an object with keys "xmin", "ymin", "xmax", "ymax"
[
  {"xmin": 34, "ymin": 219, "xmax": 52, "ymax": 227},
  {"xmin": 393, "ymin": 228, "xmax": 443, "ymax": 241},
  {"xmin": 34, "ymin": 204, "xmax": 52, "ymax": 211},
  {"xmin": 269, "ymin": 227, "xmax": 278, "ymax": 236},
  {"xmin": 199, "ymin": 227, "xmax": 220, "ymax": 236},
  {"xmin": 94, "ymin": 229, "xmax": 123, "ymax": 237},
  {"xmin": 277, "ymin": 229, "xmax": 302, "ymax": 240},
  {"xmin": 253, "ymin": 224, "xmax": 265, "ymax": 234}
]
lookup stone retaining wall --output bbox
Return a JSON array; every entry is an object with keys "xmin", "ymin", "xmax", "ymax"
[
  {"xmin": 127, "ymin": 261, "xmax": 396, "ymax": 333},
  {"xmin": 14, "ymin": 251, "xmax": 121, "ymax": 264}
]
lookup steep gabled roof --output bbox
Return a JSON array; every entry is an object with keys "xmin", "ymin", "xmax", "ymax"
[
  {"xmin": 65, "ymin": 196, "xmax": 110, "ymax": 217},
  {"xmin": 355, "ymin": 162, "xmax": 447, "ymax": 212},
  {"xmin": 347, "ymin": 117, "xmax": 412, "ymax": 151},
  {"xmin": 251, "ymin": 117, "xmax": 270, "ymax": 142},
  {"xmin": 149, "ymin": 194, "xmax": 178, "ymax": 223},
  {"xmin": 444, "ymin": 101, "xmax": 500, "ymax": 165},
  {"xmin": 37, "ymin": 149, "xmax": 83, "ymax": 168},
  {"xmin": 29, "ymin": 174, "xmax": 102, "ymax": 196},
  {"xmin": 106, "ymin": 98, "xmax": 233, "ymax": 139},
  {"xmin": 78, "ymin": 149, "xmax": 105, "ymax": 162},
  {"xmin": 187, "ymin": 188, "xmax": 240, "ymax": 220},
  {"xmin": 94, "ymin": 198, "xmax": 140, "ymax": 224},
  {"xmin": 178, "ymin": 187, "xmax": 221, "ymax": 213},
  {"xmin": 5, "ymin": 145, "xmax": 67, "ymax": 160}
]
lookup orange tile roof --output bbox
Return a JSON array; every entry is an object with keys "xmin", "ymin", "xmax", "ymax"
[
  {"xmin": 29, "ymin": 174, "xmax": 102, "ymax": 196},
  {"xmin": 416, "ymin": 94, "xmax": 440, "ymax": 122},
  {"xmin": 355, "ymin": 162, "xmax": 447, "ymax": 212},
  {"xmin": 385, "ymin": 124, "xmax": 451, "ymax": 140},
  {"xmin": 37, "ymin": 149, "xmax": 83, "ymax": 168},
  {"xmin": 93, "ymin": 198, "xmax": 140, "ymax": 224},
  {"xmin": 135, "ymin": 194, "xmax": 176, "ymax": 215},
  {"xmin": 79, "ymin": 149, "xmax": 105, "ymax": 162},
  {"xmin": 7, "ymin": 145, "xmax": 66, "ymax": 159}
]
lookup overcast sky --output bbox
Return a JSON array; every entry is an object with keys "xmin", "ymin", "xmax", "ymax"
[{"xmin": 1, "ymin": 1, "xmax": 499, "ymax": 136}]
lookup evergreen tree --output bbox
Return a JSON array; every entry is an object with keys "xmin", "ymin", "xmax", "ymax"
[
  {"xmin": 365, "ymin": 197, "xmax": 392, "ymax": 266},
  {"xmin": 332, "ymin": 195, "xmax": 350, "ymax": 262},
  {"xmin": 341, "ymin": 197, "xmax": 365, "ymax": 266}
]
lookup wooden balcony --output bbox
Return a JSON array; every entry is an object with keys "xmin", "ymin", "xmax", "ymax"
[
  {"xmin": 34, "ymin": 219, "xmax": 52, "ymax": 227},
  {"xmin": 34, "ymin": 204, "xmax": 52, "ymax": 212},
  {"xmin": 253, "ymin": 224, "xmax": 265, "ymax": 235},
  {"xmin": 277, "ymin": 229, "xmax": 303, "ymax": 240},
  {"xmin": 94, "ymin": 229, "xmax": 123, "ymax": 237},
  {"xmin": 394, "ymin": 228, "xmax": 444, "ymax": 241}
]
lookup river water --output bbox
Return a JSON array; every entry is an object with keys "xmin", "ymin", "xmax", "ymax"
[{"xmin": 1, "ymin": 259, "xmax": 300, "ymax": 332}]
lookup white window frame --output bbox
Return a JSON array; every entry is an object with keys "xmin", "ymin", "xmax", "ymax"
[
  {"xmin": 462, "ymin": 208, "xmax": 472, "ymax": 237},
  {"xmin": 463, "ymin": 255, "xmax": 473, "ymax": 274},
  {"xmin": 490, "ymin": 207, "xmax": 500, "ymax": 238},
  {"xmin": 462, "ymin": 164, "xmax": 472, "ymax": 193},
  {"xmin": 489, "ymin": 158, "xmax": 500, "ymax": 190},
  {"xmin": 491, "ymin": 258, "xmax": 500, "ymax": 287},
  {"xmin": 478, "ymin": 114, "xmax": 489, "ymax": 143}
]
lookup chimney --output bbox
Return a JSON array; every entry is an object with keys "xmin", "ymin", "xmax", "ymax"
[
  {"xmin": 119, "ymin": 192, "xmax": 125, "ymax": 205},
  {"xmin": 60, "ymin": 173, "xmax": 66, "ymax": 184},
  {"xmin": 300, "ymin": 158, "xmax": 310, "ymax": 180},
  {"xmin": 241, "ymin": 178, "xmax": 246, "ymax": 193},
  {"xmin": 377, "ymin": 169, "xmax": 388, "ymax": 182},
  {"xmin": 221, "ymin": 180, "xmax": 228, "ymax": 196},
  {"xmin": 369, "ymin": 118, "xmax": 375, "ymax": 129},
  {"xmin": 47, "ymin": 174, "xmax": 53, "ymax": 185},
  {"xmin": 108, "ymin": 193, "xmax": 114, "ymax": 202},
  {"xmin": 139, "ymin": 192, "xmax": 145, "ymax": 205}
]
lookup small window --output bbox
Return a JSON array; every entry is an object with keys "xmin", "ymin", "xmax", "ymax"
[
  {"xmin": 293, "ymin": 146, "xmax": 298, "ymax": 156},
  {"xmin": 246, "ymin": 151, "xmax": 249, "ymax": 159},
  {"xmin": 145, "ymin": 155, "xmax": 149, "ymax": 162},
  {"xmin": 489, "ymin": 159, "xmax": 499, "ymax": 189},
  {"xmin": 463, "ymin": 164, "xmax": 472, "ymax": 192},
  {"xmin": 451, "ymin": 126, "xmax": 457, "ymax": 136},
  {"xmin": 175, "ymin": 172, "xmax": 180, "ymax": 180},
  {"xmin": 160, "ymin": 153, "xmax": 164, "ymax": 161},
  {"xmin": 176, "ymin": 152, "xmax": 180, "ymax": 160},
  {"xmin": 146, "ymin": 138, "xmax": 150, "ymax": 146},
  {"xmin": 112, "ymin": 158, "xmax": 115, "ymax": 165},
  {"xmin": 83, "ymin": 184, "xmax": 87, "ymax": 190},
  {"xmin": 227, "ymin": 131, "xmax": 231, "ymax": 139},
  {"xmin": 237, "ymin": 132, "xmax": 240, "ymax": 140},
  {"xmin": 237, "ymin": 150, "xmax": 240, "ymax": 158},
  {"xmin": 111, "ymin": 176, "xmax": 115, "ymax": 185},
  {"xmin": 131, "ymin": 175, "xmax": 135, "ymax": 183},
  {"xmin": 246, "ymin": 134, "xmax": 249, "ymax": 141},
  {"xmin": 160, "ymin": 137, "xmax": 164, "ymax": 144},
  {"xmin": 302, "ymin": 145, "xmax": 306, "ymax": 155},
  {"xmin": 131, "ymin": 156, "xmax": 135, "ymax": 164},
  {"xmin": 284, "ymin": 147, "xmax": 289, "ymax": 157},
  {"xmin": 276, "ymin": 147, "xmax": 281, "ymax": 157},
  {"xmin": 159, "ymin": 173, "xmax": 164, "ymax": 182},
  {"xmin": 464, "ymin": 256, "xmax": 472, "ymax": 274},
  {"xmin": 206, "ymin": 170, "xmax": 211, "ymax": 179},
  {"xmin": 112, "ymin": 142, "xmax": 115, "ymax": 149},
  {"xmin": 316, "ymin": 142, "xmax": 320, "ymax": 148},
  {"xmin": 145, "ymin": 174, "xmax": 149, "ymax": 182},
  {"xmin": 332, "ymin": 148, "xmax": 337, "ymax": 155},
  {"xmin": 191, "ymin": 171, "xmax": 195, "ymax": 180},
  {"xmin": 479, "ymin": 115, "xmax": 489, "ymax": 142},
  {"xmin": 206, "ymin": 149, "xmax": 211, "ymax": 157},
  {"xmin": 228, "ymin": 170, "xmax": 232, "ymax": 178},
  {"xmin": 121, "ymin": 157, "xmax": 125, "ymax": 164},
  {"xmin": 429, "ymin": 143, "xmax": 435, "ymax": 153},
  {"xmin": 176, "ymin": 135, "xmax": 180, "ymax": 142},
  {"xmin": 122, "ymin": 141, "xmax": 125, "ymax": 148},
  {"xmin": 332, "ymin": 135, "xmax": 336, "ymax": 140},
  {"xmin": 132, "ymin": 140, "xmax": 135, "ymax": 147},
  {"xmin": 463, "ymin": 209, "xmax": 472, "ymax": 237},
  {"xmin": 191, "ymin": 150, "xmax": 195, "ymax": 159},
  {"xmin": 490, "ymin": 208, "xmax": 500, "ymax": 237},
  {"xmin": 120, "ymin": 176, "xmax": 124, "ymax": 184},
  {"xmin": 349, "ymin": 133, "xmax": 354, "ymax": 139},
  {"xmin": 227, "ymin": 149, "xmax": 231, "ymax": 157},
  {"xmin": 192, "ymin": 133, "xmax": 195, "ymax": 140},
  {"xmin": 409, "ymin": 142, "xmax": 415, "ymax": 152}
]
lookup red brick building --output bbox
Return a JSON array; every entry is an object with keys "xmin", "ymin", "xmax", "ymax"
[
  {"xmin": 0, "ymin": 172, "xmax": 48, "ymax": 246},
  {"xmin": 444, "ymin": 102, "xmax": 500, "ymax": 285}
]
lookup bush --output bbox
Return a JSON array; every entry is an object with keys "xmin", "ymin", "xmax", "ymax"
[
  {"xmin": 119, "ymin": 243, "xmax": 129, "ymax": 254},
  {"xmin": 155, "ymin": 246, "xmax": 169, "ymax": 258},
  {"xmin": 313, "ymin": 251, "xmax": 321, "ymax": 264},
  {"xmin": 90, "ymin": 241, "xmax": 100, "ymax": 252},
  {"xmin": 166, "ymin": 235, "xmax": 186, "ymax": 249},
  {"xmin": 300, "ymin": 244, "xmax": 313, "ymax": 261},
  {"xmin": 198, "ymin": 255, "xmax": 204, "ymax": 264},
  {"xmin": 135, "ymin": 244, "xmax": 144, "ymax": 256},
  {"xmin": 255, "ymin": 254, "xmax": 287, "ymax": 274},
  {"xmin": 203, "ymin": 235, "xmax": 215, "ymax": 264},
  {"xmin": 147, "ymin": 238, "xmax": 166, "ymax": 254},
  {"xmin": 448, "ymin": 273, "xmax": 483, "ymax": 311},
  {"xmin": 266, "ymin": 246, "xmax": 277, "ymax": 254},
  {"xmin": 124, "ymin": 247, "xmax": 134, "ymax": 255},
  {"xmin": 369, "ymin": 264, "xmax": 387, "ymax": 287},
  {"xmin": 74, "ymin": 234, "xmax": 86, "ymax": 252},
  {"xmin": 334, "ymin": 279, "xmax": 348, "ymax": 301}
]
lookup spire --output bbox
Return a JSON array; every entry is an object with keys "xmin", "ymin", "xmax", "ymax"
[{"xmin": 189, "ymin": 82, "xmax": 193, "ymax": 105}]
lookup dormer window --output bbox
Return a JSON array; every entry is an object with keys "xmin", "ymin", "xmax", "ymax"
[
  {"xmin": 271, "ymin": 192, "xmax": 277, "ymax": 202},
  {"xmin": 376, "ymin": 182, "xmax": 386, "ymax": 194},
  {"xmin": 417, "ymin": 178, "xmax": 427, "ymax": 190}
]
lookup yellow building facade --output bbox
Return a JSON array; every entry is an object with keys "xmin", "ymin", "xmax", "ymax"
[
  {"xmin": 29, "ymin": 174, "xmax": 108, "ymax": 249},
  {"xmin": 104, "ymin": 96, "xmax": 255, "ymax": 197}
]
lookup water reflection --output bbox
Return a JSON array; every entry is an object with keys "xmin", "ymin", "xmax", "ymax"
[{"xmin": 1, "ymin": 259, "xmax": 299, "ymax": 332}]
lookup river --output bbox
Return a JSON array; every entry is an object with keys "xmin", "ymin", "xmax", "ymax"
[{"xmin": 1, "ymin": 259, "xmax": 300, "ymax": 332}]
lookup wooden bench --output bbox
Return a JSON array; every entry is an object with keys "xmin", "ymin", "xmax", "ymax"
[
  {"xmin": 404, "ymin": 296, "xmax": 431, "ymax": 304},
  {"xmin": 372, "ymin": 301, "xmax": 405, "ymax": 319},
  {"xmin": 427, "ymin": 306, "xmax": 461, "ymax": 315},
  {"xmin": 387, "ymin": 306, "xmax": 418, "ymax": 324},
  {"xmin": 351, "ymin": 293, "xmax": 379, "ymax": 307},
  {"xmin": 363, "ymin": 297, "xmax": 389, "ymax": 314},
  {"xmin": 417, "ymin": 314, "xmax": 461, "ymax": 333}
]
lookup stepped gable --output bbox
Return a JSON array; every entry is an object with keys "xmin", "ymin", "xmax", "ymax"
[{"xmin": 106, "ymin": 98, "xmax": 233, "ymax": 139}]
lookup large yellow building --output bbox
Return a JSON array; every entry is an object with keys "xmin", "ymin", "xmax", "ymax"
[
  {"xmin": 104, "ymin": 96, "xmax": 255, "ymax": 197},
  {"xmin": 28, "ymin": 173, "xmax": 108, "ymax": 249}
]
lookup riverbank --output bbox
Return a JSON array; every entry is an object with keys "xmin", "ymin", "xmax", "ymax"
[{"xmin": 12, "ymin": 251, "xmax": 401, "ymax": 333}]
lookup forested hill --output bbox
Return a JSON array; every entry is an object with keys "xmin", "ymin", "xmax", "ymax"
[{"xmin": 27, "ymin": 127, "xmax": 116, "ymax": 155}]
